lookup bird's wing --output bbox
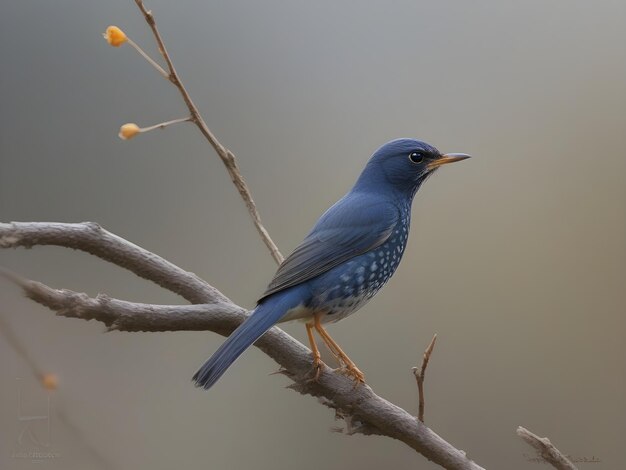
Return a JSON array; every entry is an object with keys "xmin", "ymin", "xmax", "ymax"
[{"xmin": 259, "ymin": 194, "xmax": 399, "ymax": 301}]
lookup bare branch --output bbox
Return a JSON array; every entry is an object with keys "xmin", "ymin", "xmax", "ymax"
[
  {"xmin": 0, "ymin": 221, "xmax": 226, "ymax": 304},
  {"xmin": 517, "ymin": 426, "xmax": 578, "ymax": 470},
  {"xmin": 2, "ymin": 269, "xmax": 243, "ymax": 333},
  {"xmin": 2, "ymin": 269, "xmax": 484, "ymax": 470},
  {"xmin": 132, "ymin": 0, "xmax": 284, "ymax": 265},
  {"xmin": 412, "ymin": 333, "xmax": 437, "ymax": 423}
]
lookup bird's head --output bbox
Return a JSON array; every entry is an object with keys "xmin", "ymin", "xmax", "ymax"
[{"xmin": 354, "ymin": 138, "xmax": 470, "ymax": 197}]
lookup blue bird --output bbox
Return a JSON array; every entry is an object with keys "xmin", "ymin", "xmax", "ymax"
[{"xmin": 193, "ymin": 139, "xmax": 469, "ymax": 389}]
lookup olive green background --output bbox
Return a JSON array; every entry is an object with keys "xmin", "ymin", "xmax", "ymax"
[{"xmin": 1, "ymin": 1, "xmax": 625, "ymax": 469}]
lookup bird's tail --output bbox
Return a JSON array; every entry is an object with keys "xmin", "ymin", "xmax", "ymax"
[{"xmin": 192, "ymin": 287, "xmax": 305, "ymax": 390}]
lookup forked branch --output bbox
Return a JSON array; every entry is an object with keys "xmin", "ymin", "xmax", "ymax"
[
  {"xmin": 0, "ymin": 222, "xmax": 484, "ymax": 470},
  {"xmin": 131, "ymin": 0, "xmax": 284, "ymax": 265}
]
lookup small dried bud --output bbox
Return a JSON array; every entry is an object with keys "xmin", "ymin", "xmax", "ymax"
[
  {"xmin": 118, "ymin": 123, "xmax": 141, "ymax": 140},
  {"xmin": 41, "ymin": 373, "xmax": 58, "ymax": 391},
  {"xmin": 103, "ymin": 26, "xmax": 128, "ymax": 47}
]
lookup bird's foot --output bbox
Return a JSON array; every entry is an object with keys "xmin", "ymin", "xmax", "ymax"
[
  {"xmin": 307, "ymin": 352, "xmax": 324, "ymax": 382},
  {"xmin": 311, "ymin": 318, "xmax": 365, "ymax": 385},
  {"xmin": 337, "ymin": 363, "xmax": 365, "ymax": 385}
]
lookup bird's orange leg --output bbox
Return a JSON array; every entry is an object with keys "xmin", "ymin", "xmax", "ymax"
[
  {"xmin": 313, "ymin": 315, "xmax": 365, "ymax": 383},
  {"xmin": 305, "ymin": 322, "xmax": 323, "ymax": 381}
]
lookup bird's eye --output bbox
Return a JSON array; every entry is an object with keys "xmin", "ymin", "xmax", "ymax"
[{"xmin": 408, "ymin": 151, "xmax": 424, "ymax": 164}]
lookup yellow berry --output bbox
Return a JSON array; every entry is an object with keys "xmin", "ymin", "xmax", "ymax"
[
  {"xmin": 41, "ymin": 373, "xmax": 58, "ymax": 391},
  {"xmin": 103, "ymin": 26, "xmax": 128, "ymax": 47},
  {"xmin": 118, "ymin": 123, "xmax": 141, "ymax": 140}
]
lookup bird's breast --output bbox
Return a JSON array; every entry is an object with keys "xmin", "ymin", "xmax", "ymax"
[{"xmin": 307, "ymin": 215, "xmax": 411, "ymax": 323}]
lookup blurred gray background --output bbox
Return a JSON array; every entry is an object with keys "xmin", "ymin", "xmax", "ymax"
[{"xmin": 1, "ymin": 0, "xmax": 625, "ymax": 469}]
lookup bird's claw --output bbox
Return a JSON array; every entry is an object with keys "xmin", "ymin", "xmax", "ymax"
[
  {"xmin": 307, "ymin": 353, "xmax": 324, "ymax": 383},
  {"xmin": 337, "ymin": 364, "xmax": 365, "ymax": 385}
]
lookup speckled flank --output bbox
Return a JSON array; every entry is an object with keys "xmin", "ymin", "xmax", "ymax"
[{"xmin": 307, "ymin": 207, "xmax": 411, "ymax": 323}]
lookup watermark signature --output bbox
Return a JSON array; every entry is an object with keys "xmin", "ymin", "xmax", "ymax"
[
  {"xmin": 524, "ymin": 452, "xmax": 601, "ymax": 464},
  {"xmin": 11, "ymin": 378, "xmax": 62, "ymax": 463}
]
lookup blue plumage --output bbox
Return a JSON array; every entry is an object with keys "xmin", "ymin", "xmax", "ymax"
[
  {"xmin": 193, "ymin": 286, "xmax": 308, "ymax": 389},
  {"xmin": 193, "ymin": 139, "xmax": 469, "ymax": 389}
]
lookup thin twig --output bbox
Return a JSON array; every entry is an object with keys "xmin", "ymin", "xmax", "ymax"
[
  {"xmin": 126, "ymin": 37, "xmax": 169, "ymax": 78},
  {"xmin": 132, "ymin": 0, "xmax": 284, "ymax": 265},
  {"xmin": 517, "ymin": 426, "xmax": 578, "ymax": 470},
  {"xmin": 143, "ymin": 116, "xmax": 192, "ymax": 132},
  {"xmin": 412, "ymin": 333, "xmax": 437, "ymax": 423}
]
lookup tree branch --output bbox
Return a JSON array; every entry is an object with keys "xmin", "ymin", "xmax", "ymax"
[
  {"xmin": 0, "ymin": 221, "xmax": 225, "ymax": 304},
  {"xmin": 0, "ymin": 225, "xmax": 484, "ymax": 469},
  {"xmin": 132, "ymin": 0, "xmax": 284, "ymax": 265},
  {"xmin": 2, "ymin": 269, "xmax": 243, "ymax": 333},
  {"xmin": 517, "ymin": 427, "xmax": 578, "ymax": 470}
]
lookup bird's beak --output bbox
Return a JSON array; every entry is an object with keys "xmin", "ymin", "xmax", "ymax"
[{"xmin": 427, "ymin": 153, "xmax": 471, "ymax": 170}]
